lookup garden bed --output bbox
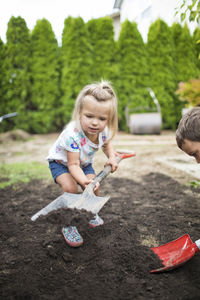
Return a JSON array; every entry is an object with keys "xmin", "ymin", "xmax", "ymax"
[
  {"xmin": 1, "ymin": 174, "xmax": 200, "ymax": 299},
  {"xmin": 1, "ymin": 131, "xmax": 200, "ymax": 299}
]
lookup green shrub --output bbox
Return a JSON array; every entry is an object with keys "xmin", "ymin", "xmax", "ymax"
[{"xmin": 176, "ymin": 78, "xmax": 200, "ymax": 107}]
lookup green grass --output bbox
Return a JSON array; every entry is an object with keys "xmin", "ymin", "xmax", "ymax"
[
  {"xmin": 189, "ymin": 180, "xmax": 200, "ymax": 189},
  {"xmin": 0, "ymin": 162, "xmax": 51, "ymax": 189}
]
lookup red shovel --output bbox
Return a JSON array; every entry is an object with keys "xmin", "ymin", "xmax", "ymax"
[{"xmin": 150, "ymin": 234, "xmax": 200, "ymax": 273}]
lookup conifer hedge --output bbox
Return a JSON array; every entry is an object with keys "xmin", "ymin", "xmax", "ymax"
[
  {"xmin": 0, "ymin": 38, "xmax": 5, "ymax": 123},
  {"xmin": 86, "ymin": 17, "xmax": 117, "ymax": 82},
  {"xmin": 29, "ymin": 19, "xmax": 61, "ymax": 133},
  {"xmin": 193, "ymin": 27, "xmax": 200, "ymax": 69},
  {"xmin": 147, "ymin": 19, "xmax": 178, "ymax": 128},
  {"xmin": 116, "ymin": 20, "xmax": 150, "ymax": 130},
  {"xmin": 0, "ymin": 15, "xmax": 199, "ymax": 133},
  {"xmin": 1, "ymin": 16, "xmax": 31, "ymax": 132},
  {"xmin": 60, "ymin": 17, "xmax": 92, "ymax": 126}
]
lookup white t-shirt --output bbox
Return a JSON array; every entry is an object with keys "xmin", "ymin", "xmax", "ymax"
[{"xmin": 46, "ymin": 121, "xmax": 110, "ymax": 168}]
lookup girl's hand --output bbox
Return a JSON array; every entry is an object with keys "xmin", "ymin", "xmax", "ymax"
[
  {"xmin": 104, "ymin": 157, "xmax": 118, "ymax": 173},
  {"xmin": 82, "ymin": 179, "xmax": 100, "ymax": 196},
  {"xmin": 81, "ymin": 178, "xmax": 100, "ymax": 191},
  {"xmin": 81, "ymin": 178, "xmax": 92, "ymax": 190}
]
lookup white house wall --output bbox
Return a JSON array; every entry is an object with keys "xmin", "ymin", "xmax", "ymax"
[{"xmin": 115, "ymin": 0, "xmax": 198, "ymax": 42}]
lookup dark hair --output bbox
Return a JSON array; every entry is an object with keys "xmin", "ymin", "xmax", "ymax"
[{"xmin": 176, "ymin": 107, "xmax": 200, "ymax": 149}]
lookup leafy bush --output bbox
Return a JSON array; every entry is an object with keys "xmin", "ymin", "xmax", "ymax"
[{"xmin": 176, "ymin": 78, "xmax": 200, "ymax": 107}]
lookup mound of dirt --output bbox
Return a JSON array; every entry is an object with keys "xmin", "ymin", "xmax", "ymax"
[
  {"xmin": 1, "ymin": 174, "xmax": 200, "ymax": 299},
  {"xmin": 0, "ymin": 129, "xmax": 31, "ymax": 143}
]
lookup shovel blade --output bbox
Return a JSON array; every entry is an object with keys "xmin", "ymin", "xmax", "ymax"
[
  {"xmin": 31, "ymin": 192, "xmax": 110, "ymax": 221},
  {"xmin": 150, "ymin": 234, "xmax": 197, "ymax": 273}
]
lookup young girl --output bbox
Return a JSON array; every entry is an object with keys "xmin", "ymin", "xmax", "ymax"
[{"xmin": 46, "ymin": 80, "xmax": 118, "ymax": 247}]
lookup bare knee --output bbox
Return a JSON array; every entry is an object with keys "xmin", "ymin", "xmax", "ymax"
[
  {"xmin": 56, "ymin": 173, "xmax": 78, "ymax": 194},
  {"xmin": 61, "ymin": 183, "xmax": 78, "ymax": 194}
]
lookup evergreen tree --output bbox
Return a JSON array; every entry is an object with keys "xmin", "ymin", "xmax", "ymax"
[
  {"xmin": 193, "ymin": 26, "xmax": 200, "ymax": 70},
  {"xmin": 61, "ymin": 17, "xmax": 92, "ymax": 125},
  {"xmin": 30, "ymin": 18, "xmax": 61, "ymax": 133},
  {"xmin": 4, "ymin": 16, "xmax": 31, "ymax": 131},
  {"xmin": 86, "ymin": 17, "xmax": 117, "ymax": 82},
  {"xmin": 0, "ymin": 38, "xmax": 6, "ymax": 123},
  {"xmin": 147, "ymin": 19, "xmax": 177, "ymax": 129},
  {"xmin": 171, "ymin": 22, "xmax": 199, "ymax": 83},
  {"xmin": 116, "ymin": 20, "xmax": 148, "ymax": 130}
]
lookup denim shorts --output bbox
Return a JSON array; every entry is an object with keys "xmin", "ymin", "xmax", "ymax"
[{"xmin": 48, "ymin": 160, "xmax": 95, "ymax": 183}]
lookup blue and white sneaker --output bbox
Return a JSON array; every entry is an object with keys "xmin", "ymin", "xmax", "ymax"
[
  {"xmin": 89, "ymin": 214, "xmax": 104, "ymax": 228},
  {"xmin": 62, "ymin": 226, "xmax": 83, "ymax": 247}
]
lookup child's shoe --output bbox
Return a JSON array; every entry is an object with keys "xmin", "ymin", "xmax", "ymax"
[
  {"xmin": 62, "ymin": 226, "xmax": 83, "ymax": 247},
  {"xmin": 88, "ymin": 214, "xmax": 104, "ymax": 228}
]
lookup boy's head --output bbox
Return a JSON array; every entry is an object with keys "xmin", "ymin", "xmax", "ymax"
[{"xmin": 176, "ymin": 107, "xmax": 200, "ymax": 163}]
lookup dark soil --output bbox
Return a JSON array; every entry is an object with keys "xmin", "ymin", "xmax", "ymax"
[{"xmin": 1, "ymin": 173, "xmax": 200, "ymax": 300}]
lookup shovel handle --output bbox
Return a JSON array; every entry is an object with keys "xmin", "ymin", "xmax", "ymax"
[{"xmin": 91, "ymin": 152, "xmax": 135, "ymax": 187}]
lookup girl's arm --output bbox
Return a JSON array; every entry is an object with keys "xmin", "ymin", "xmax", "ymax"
[
  {"xmin": 102, "ymin": 141, "xmax": 118, "ymax": 173},
  {"xmin": 66, "ymin": 151, "xmax": 91, "ymax": 190}
]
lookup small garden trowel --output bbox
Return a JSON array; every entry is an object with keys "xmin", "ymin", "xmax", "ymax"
[{"xmin": 150, "ymin": 234, "xmax": 200, "ymax": 273}]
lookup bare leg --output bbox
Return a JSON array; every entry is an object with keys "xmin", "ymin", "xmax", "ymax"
[
  {"xmin": 58, "ymin": 173, "xmax": 83, "ymax": 247},
  {"xmin": 56, "ymin": 173, "xmax": 78, "ymax": 193}
]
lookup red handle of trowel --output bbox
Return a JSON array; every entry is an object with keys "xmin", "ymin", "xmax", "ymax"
[{"xmin": 91, "ymin": 152, "xmax": 136, "ymax": 187}]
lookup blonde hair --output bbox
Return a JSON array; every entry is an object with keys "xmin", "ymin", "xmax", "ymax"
[{"xmin": 72, "ymin": 80, "xmax": 118, "ymax": 140}]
